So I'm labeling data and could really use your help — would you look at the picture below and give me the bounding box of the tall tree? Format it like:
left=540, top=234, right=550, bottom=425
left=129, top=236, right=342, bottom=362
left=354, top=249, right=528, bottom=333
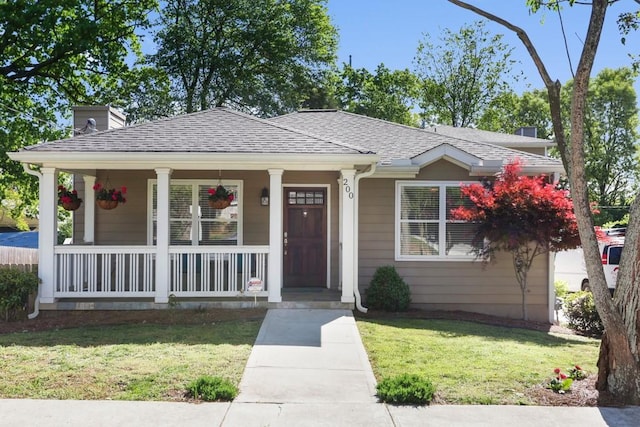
left=451, top=161, right=581, bottom=320
left=414, top=21, right=518, bottom=127
left=150, top=0, right=337, bottom=116
left=335, top=64, right=420, bottom=126
left=449, top=0, right=640, bottom=404
left=0, top=0, right=157, bottom=219
left=478, top=89, right=554, bottom=139
left=582, top=68, right=639, bottom=215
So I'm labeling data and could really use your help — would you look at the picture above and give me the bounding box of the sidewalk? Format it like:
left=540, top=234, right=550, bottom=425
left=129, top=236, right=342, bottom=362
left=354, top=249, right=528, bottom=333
left=1, top=308, right=639, bottom=426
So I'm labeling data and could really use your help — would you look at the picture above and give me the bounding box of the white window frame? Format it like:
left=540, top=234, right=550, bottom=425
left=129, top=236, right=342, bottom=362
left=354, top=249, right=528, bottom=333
left=147, top=179, right=243, bottom=246
left=395, top=180, right=475, bottom=261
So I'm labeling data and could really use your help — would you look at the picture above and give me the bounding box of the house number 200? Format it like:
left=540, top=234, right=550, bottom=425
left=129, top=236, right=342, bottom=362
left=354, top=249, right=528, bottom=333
left=343, top=178, right=354, bottom=199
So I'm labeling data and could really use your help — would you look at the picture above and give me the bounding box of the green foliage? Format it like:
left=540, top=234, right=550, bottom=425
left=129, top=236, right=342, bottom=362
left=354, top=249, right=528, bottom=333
left=0, top=0, right=157, bottom=219
left=150, top=0, right=337, bottom=116
left=186, top=376, right=237, bottom=401
left=563, top=291, right=604, bottom=337
left=365, top=266, right=411, bottom=312
left=335, top=63, right=420, bottom=126
left=0, top=267, right=39, bottom=321
left=376, top=373, right=435, bottom=405
left=546, top=368, right=573, bottom=394
left=554, top=280, right=569, bottom=299
left=569, top=365, right=587, bottom=381
left=414, top=21, right=518, bottom=127
left=602, top=214, right=629, bottom=230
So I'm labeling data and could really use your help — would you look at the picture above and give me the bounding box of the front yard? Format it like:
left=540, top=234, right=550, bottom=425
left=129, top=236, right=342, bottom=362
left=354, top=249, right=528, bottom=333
left=0, top=309, right=602, bottom=405
left=356, top=317, right=601, bottom=405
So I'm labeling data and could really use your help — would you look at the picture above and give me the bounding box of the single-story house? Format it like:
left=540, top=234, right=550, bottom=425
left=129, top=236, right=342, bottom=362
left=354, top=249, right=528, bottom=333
left=8, top=106, right=563, bottom=322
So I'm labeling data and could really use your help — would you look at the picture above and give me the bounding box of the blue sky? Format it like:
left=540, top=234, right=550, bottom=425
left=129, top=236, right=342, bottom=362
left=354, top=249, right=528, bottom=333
left=327, top=0, right=640, bottom=95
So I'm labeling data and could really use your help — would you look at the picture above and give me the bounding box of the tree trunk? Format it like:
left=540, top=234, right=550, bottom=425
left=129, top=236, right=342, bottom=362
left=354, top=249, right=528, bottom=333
left=447, top=0, right=640, bottom=404
left=596, top=331, right=640, bottom=404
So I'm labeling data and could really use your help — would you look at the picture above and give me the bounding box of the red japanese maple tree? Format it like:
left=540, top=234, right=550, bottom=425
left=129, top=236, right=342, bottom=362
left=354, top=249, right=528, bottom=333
left=451, top=160, right=581, bottom=320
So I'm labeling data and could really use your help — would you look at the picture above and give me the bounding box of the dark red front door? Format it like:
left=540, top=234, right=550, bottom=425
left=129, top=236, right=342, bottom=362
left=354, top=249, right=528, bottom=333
left=283, top=188, right=327, bottom=287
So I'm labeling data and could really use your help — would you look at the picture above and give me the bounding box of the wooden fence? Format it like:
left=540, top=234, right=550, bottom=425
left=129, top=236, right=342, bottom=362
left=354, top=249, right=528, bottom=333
left=0, top=246, right=38, bottom=272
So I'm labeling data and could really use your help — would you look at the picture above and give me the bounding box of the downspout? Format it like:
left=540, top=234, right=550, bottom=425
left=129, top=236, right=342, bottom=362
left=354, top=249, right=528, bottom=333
left=22, top=163, right=42, bottom=319
left=353, top=162, right=377, bottom=313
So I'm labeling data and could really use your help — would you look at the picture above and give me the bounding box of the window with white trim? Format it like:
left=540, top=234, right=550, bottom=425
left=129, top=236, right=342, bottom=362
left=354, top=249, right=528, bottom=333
left=148, top=180, right=242, bottom=245
left=396, top=181, right=478, bottom=260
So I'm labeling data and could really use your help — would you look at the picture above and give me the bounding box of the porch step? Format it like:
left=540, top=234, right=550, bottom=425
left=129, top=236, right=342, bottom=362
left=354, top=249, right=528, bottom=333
left=270, top=301, right=353, bottom=309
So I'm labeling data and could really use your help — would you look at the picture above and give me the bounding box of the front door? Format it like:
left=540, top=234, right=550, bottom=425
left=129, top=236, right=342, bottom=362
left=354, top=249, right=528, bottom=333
left=283, top=187, right=327, bottom=287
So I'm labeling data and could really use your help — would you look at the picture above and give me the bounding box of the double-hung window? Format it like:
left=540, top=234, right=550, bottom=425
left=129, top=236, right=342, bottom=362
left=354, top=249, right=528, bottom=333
left=148, top=180, right=242, bottom=245
left=396, top=181, right=477, bottom=260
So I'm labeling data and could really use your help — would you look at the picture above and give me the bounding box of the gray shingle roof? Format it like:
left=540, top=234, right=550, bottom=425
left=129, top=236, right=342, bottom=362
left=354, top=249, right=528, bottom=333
left=270, top=110, right=561, bottom=169
left=423, top=124, right=554, bottom=147
left=21, top=107, right=371, bottom=155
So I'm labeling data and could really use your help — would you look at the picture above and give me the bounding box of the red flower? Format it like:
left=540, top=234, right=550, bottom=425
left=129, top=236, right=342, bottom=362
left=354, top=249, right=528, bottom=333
left=228, top=193, right=234, bottom=202
left=553, top=368, right=561, bottom=374
left=575, top=365, right=582, bottom=371
left=208, top=188, right=216, bottom=196
left=560, top=373, right=568, bottom=380
left=121, top=186, right=127, bottom=194
left=93, top=183, right=102, bottom=191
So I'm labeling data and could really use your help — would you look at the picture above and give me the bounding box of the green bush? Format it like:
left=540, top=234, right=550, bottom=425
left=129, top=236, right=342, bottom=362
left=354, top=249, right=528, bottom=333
left=376, top=373, right=435, bottom=405
left=0, top=267, right=39, bottom=321
left=563, top=291, right=604, bottom=337
left=554, top=280, right=569, bottom=299
left=366, top=266, right=411, bottom=311
left=186, top=376, right=237, bottom=401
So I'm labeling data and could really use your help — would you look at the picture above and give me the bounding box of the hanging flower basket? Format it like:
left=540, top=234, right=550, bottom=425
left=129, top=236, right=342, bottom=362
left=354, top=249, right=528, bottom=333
left=62, top=200, right=82, bottom=211
left=96, top=199, right=119, bottom=210
left=93, top=181, right=127, bottom=210
left=207, top=184, right=234, bottom=209
left=208, top=198, right=231, bottom=209
left=57, top=185, right=83, bottom=211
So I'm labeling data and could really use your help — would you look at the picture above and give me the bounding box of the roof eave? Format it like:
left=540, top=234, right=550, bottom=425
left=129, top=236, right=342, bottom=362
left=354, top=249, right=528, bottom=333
left=8, top=151, right=380, bottom=171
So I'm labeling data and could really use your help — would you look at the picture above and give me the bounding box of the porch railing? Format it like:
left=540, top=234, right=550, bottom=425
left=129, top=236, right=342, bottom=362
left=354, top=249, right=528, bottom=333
left=169, top=246, right=269, bottom=297
left=55, top=246, right=156, bottom=297
left=54, top=245, right=269, bottom=299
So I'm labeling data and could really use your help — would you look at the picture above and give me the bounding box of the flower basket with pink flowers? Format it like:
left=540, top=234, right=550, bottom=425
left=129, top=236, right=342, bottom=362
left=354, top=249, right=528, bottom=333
left=57, top=185, right=83, bottom=211
left=93, top=182, right=127, bottom=210
left=207, top=185, right=234, bottom=209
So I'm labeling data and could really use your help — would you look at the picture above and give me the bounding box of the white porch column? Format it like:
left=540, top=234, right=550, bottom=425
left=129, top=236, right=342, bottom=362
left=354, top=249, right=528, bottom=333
left=268, top=169, right=283, bottom=302
left=82, top=175, right=96, bottom=243
left=39, top=167, right=58, bottom=303
left=154, top=168, right=172, bottom=303
left=340, top=169, right=356, bottom=303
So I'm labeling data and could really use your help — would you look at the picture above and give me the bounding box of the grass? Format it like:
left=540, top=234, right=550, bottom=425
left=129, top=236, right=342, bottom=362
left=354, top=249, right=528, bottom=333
left=357, top=318, right=600, bottom=405
left=0, top=319, right=261, bottom=400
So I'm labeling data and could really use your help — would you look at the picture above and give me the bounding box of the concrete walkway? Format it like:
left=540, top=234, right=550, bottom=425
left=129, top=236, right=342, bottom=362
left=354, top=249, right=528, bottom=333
left=1, top=308, right=640, bottom=426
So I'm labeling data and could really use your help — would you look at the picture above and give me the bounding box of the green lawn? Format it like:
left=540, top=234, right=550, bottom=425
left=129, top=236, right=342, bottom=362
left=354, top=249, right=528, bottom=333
left=0, top=319, right=261, bottom=400
left=357, top=318, right=600, bottom=405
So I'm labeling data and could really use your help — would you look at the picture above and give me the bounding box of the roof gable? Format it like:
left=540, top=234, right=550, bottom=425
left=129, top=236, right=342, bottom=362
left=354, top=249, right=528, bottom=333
left=270, top=110, right=562, bottom=174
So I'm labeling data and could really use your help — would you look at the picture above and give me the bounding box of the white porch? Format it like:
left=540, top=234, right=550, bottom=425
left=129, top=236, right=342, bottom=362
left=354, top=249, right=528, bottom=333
left=33, top=166, right=365, bottom=309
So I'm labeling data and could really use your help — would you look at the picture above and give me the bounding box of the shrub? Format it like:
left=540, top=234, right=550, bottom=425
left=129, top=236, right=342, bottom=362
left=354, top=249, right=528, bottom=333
left=186, top=376, right=237, bottom=401
left=0, top=267, right=39, bottom=321
left=376, top=373, right=435, bottom=405
left=554, top=280, right=569, bottom=299
left=365, top=266, right=411, bottom=311
left=563, top=291, right=604, bottom=337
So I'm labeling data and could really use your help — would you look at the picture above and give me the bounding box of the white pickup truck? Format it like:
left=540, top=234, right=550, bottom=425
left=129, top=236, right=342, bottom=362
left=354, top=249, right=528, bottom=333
left=554, top=229, right=624, bottom=293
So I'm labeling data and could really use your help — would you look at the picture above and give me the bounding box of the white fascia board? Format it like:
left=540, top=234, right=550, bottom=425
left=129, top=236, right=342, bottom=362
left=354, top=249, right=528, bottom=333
left=9, top=152, right=380, bottom=171
left=470, top=164, right=565, bottom=176
left=411, top=144, right=479, bottom=170
left=370, top=165, right=420, bottom=178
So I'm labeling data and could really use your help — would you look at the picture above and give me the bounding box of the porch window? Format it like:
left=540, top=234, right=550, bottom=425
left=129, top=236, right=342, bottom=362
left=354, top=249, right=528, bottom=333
left=149, top=180, right=242, bottom=245
left=396, top=181, right=477, bottom=261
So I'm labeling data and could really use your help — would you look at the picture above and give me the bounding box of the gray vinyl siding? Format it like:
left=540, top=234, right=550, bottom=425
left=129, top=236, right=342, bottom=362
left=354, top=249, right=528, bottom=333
left=358, top=159, right=550, bottom=322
